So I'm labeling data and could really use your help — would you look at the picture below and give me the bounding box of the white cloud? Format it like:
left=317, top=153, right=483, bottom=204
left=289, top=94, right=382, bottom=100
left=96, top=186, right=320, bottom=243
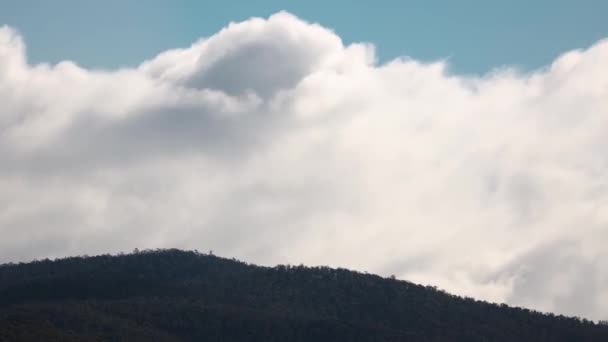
left=1, top=12, right=608, bottom=320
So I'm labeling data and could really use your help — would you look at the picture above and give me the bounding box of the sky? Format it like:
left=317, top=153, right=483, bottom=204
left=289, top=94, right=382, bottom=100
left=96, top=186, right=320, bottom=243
left=1, top=1, right=608, bottom=321
left=1, top=0, right=607, bottom=73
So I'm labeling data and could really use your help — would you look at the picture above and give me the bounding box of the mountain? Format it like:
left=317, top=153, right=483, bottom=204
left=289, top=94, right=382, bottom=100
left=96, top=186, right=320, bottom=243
left=0, top=249, right=606, bottom=341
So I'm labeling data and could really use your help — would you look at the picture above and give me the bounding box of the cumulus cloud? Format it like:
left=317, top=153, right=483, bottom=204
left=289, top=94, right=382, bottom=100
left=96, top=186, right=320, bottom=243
left=1, top=12, right=608, bottom=320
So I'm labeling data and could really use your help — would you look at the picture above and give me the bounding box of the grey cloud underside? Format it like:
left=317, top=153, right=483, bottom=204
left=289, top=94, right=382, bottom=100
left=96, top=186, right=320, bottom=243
left=1, top=12, right=608, bottom=320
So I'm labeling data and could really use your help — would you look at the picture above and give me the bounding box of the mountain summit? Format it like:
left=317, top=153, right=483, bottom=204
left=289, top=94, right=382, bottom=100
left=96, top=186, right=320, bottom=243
left=1, top=249, right=606, bottom=341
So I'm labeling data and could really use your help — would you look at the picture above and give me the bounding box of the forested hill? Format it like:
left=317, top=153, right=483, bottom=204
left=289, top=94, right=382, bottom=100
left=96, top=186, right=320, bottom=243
left=0, top=249, right=606, bottom=341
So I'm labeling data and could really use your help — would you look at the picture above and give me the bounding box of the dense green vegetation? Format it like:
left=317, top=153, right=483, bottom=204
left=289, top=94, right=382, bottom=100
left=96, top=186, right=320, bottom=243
left=0, top=249, right=606, bottom=341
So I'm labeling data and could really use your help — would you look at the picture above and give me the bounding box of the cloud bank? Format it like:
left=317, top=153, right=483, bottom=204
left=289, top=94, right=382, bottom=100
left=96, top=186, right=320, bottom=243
left=1, top=12, right=608, bottom=320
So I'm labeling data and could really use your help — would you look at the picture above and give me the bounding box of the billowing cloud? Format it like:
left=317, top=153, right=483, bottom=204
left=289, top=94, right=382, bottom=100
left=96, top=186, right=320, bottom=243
left=1, top=12, right=608, bottom=320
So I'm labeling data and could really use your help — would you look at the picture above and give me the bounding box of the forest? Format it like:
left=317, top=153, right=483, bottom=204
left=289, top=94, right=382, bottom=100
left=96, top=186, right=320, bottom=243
left=1, top=249, right=607, bottom=341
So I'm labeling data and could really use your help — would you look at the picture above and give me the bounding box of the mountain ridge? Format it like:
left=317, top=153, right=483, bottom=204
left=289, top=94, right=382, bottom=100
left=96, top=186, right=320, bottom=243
left=1, top=249, right=606, bottom=341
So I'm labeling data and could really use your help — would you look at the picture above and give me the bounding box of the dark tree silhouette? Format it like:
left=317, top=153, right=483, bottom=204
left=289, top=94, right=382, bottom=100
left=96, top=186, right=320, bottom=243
left=0, top=249, right=606, bottom=341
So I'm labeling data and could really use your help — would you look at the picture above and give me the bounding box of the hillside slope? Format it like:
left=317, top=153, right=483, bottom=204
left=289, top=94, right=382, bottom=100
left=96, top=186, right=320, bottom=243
left=0, top=249, right=606, bottom=341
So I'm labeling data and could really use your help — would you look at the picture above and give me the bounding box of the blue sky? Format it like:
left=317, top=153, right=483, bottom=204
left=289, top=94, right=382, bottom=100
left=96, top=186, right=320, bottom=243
left=1, top=0, right=607, bottom=74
